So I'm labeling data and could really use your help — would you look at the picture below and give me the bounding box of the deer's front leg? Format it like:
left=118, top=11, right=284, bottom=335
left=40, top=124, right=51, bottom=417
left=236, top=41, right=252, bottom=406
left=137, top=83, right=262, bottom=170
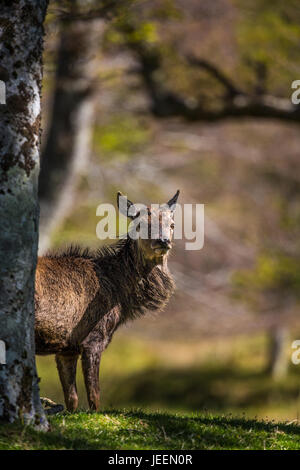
left=55, top=353, right=79, bottom=412
left=81, top=345, right=101, bottom=411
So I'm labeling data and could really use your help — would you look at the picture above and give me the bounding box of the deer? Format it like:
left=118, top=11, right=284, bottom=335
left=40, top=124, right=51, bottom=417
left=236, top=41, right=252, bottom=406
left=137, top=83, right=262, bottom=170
left=34, top=190, right=180, bottom=412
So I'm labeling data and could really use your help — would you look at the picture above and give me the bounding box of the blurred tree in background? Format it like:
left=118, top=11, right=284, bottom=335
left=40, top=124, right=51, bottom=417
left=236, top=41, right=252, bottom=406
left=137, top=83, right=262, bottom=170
left=234, top=254, right=300, bottom=378
left=39, top=0, right=108, bottom=252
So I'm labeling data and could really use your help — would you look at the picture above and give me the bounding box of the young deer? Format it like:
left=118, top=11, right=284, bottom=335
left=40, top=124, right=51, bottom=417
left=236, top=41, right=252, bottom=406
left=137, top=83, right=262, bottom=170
left=35, top=191, right=179, bottom=411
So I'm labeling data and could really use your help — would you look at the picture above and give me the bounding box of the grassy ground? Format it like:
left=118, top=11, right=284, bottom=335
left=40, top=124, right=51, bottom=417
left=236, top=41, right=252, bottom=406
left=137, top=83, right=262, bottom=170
left=2, top=333, right=300, bottom=450
left=37, top=332, right=300, bottom=422
left=1, top=409, right=300, bottom=450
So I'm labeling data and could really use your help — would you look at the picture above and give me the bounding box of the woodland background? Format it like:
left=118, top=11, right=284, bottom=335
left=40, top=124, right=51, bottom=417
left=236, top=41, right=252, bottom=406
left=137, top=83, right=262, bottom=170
left=37, top=0, right=300, bottom=422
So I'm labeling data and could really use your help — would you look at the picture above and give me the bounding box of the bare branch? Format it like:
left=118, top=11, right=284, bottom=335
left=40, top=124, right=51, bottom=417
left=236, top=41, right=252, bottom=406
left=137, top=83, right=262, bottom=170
left=186, top=55, right=245, bottom=99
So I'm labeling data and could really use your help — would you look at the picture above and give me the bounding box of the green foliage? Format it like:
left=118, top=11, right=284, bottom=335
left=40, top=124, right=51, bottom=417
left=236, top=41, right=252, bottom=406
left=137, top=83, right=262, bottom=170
left=235, top=0, right=300, bottom=91
left=233, top=254, right=300, bottom=309
left=104, top=0, right=180, bottom=47
left=2, top=409, right=300, bottom=449
left=93, top=116, right=150, bottom=159
left=125, top=22, right=158, bottom=45
left=105, top=21, right=158, bottom=47
left=234, top=254, right=300, bottom=293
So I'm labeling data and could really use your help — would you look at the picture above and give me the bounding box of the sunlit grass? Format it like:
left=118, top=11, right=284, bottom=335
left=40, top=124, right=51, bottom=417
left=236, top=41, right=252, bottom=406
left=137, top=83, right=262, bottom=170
left=2, top=409, right=300, bottom=450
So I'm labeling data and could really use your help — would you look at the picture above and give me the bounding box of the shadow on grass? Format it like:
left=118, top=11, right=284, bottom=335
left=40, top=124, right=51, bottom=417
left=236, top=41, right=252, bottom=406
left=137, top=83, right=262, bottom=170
left=0, top=421, right=94, bottom=450
left=103, top=364, right=300, bottom=412
left=106, top=409, right=300, bottom=449
left=118, top=408, right=300, bottom=437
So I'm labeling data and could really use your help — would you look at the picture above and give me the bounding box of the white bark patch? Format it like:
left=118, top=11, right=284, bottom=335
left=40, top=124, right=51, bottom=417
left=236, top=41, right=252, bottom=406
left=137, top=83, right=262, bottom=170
left=0, top=341, right=6, bottom=365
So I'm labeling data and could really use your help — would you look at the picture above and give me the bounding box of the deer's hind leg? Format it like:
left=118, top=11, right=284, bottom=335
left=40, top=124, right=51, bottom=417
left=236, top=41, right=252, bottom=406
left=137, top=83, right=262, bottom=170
left=55, top=353, right=79, bottom=412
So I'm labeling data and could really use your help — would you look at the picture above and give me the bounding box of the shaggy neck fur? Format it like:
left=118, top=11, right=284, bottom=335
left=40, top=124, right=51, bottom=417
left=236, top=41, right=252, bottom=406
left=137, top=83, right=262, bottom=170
left=94, top=237, right=175, bottom=322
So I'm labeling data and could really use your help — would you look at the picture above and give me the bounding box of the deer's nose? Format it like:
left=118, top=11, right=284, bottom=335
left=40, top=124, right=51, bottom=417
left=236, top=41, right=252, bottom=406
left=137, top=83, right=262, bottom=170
left=159, top=238, right=171, bottom=248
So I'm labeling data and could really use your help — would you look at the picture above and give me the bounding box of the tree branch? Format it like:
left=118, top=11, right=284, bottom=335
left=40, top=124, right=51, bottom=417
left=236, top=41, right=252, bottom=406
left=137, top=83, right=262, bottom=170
left=140, top=55, right=300, bottom=122
left=186, top=54, right=245, bottom=99
left=121, top=25, right=300, bottom=123
left=149, top=92, right=300, bottom=122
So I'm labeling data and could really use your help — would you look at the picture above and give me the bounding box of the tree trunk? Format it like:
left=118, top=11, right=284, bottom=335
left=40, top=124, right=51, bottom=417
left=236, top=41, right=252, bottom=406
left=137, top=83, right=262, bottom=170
left=38, top=11, right=103, bottom=253
left=0, top=0, right=48, bottom=428
left=266, top=326, right=289, bottom=380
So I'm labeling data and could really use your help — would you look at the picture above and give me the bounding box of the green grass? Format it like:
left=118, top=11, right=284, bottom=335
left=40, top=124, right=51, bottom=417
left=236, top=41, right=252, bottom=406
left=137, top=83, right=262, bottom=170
left=3, top=334, right=300, bottom=450
left=37, top=333, right=300, bottom=422
left=1, top=409, right=300, bottom=450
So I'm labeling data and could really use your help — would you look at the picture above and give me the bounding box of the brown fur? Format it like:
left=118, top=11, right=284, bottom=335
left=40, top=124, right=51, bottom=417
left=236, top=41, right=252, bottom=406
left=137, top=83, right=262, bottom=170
left=35, top=192, right=179, bottom=411
left=35, top=238, right=175, bottom=410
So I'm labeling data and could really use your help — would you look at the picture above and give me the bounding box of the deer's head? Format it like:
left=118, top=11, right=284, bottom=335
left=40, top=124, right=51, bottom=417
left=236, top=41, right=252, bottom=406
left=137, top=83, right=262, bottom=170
left=117, top=190, right=180, bottom=263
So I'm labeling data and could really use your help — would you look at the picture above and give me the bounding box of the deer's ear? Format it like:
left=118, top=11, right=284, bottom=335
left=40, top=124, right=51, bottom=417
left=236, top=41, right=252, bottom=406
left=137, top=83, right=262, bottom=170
left=117, top=192, right=139, bottom=219
left=167, top=190, right=180, bottom=211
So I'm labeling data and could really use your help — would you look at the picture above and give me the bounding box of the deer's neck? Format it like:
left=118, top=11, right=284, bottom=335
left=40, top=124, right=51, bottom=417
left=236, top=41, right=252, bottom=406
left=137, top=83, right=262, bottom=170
left=104, top=238, right=175, bottom=322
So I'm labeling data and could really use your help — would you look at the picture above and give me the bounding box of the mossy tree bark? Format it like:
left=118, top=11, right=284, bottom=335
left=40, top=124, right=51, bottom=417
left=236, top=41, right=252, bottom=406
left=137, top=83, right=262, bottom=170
left=0, top=0, right=48, bottom=428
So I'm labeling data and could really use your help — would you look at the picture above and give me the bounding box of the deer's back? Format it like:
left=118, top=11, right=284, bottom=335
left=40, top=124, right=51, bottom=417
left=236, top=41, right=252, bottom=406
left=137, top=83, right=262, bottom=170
left=35, top=255, right=101, bottom=354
